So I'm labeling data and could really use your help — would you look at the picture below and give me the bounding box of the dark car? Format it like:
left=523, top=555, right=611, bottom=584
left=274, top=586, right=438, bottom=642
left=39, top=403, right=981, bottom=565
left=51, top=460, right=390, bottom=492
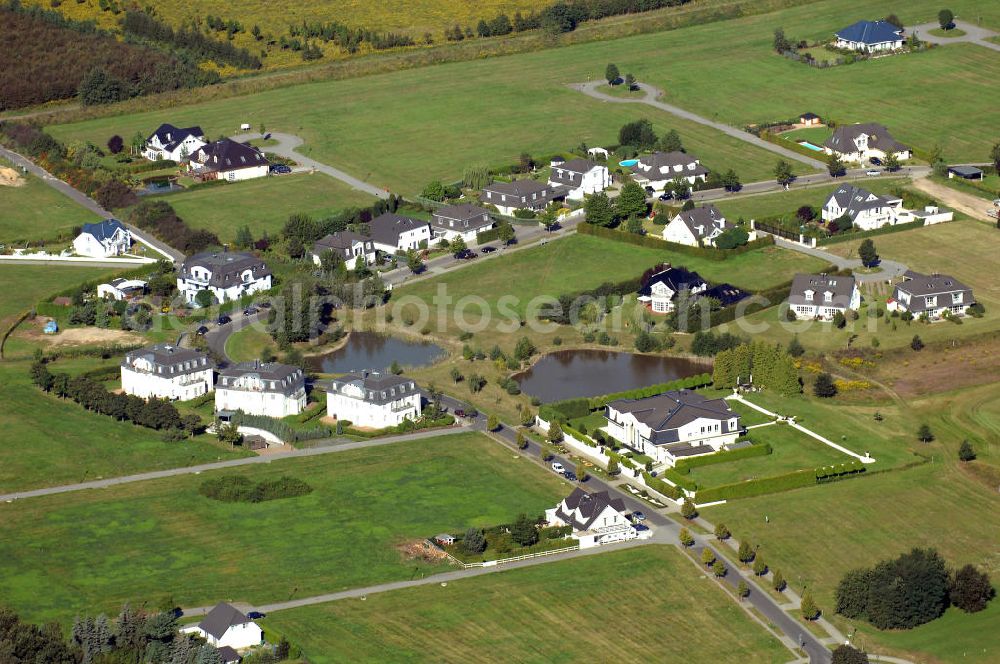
left=631, top=511, right=646, bottom=522
left=563, top=471, right=578, bottom=481
left=243, top=306, right=259, bottom=316
left=869, top=157, right=883, bottom=166
left=270, top=164, right=292, bottom=174
left=195, top=325, right=209, bottom=336
left=257, top=301, right=271, bottom=309
left=635, top=524, right=650, bottom=532
left=246, top=611, right=265, bottom=620
left=480, top=246, right=497, bottom=254
left=455, top=249, right=477, bottom=260
left=216, top=315, right=232, bottom=326
left=658, top=192, right=673, bottom=201
left=454, top=409, right=465, bottom=418
left=644, top=186, right=655, bottom=195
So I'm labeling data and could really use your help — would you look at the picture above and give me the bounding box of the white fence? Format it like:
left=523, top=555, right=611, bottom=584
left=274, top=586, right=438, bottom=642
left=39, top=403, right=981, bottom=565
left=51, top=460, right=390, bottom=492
left=431, top=539, right=579, bottom=569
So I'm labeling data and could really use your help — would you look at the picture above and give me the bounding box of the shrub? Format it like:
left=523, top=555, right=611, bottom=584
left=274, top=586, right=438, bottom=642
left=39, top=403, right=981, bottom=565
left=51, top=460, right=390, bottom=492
left=714, top=523, right=730, bottom=540
left=680, top=499, right=697, bottom=520
left=950, top=564, right=995, bottom=613
left=678, top=527, right=694, bottom=547
left=958, top=440, right=976, bottom=462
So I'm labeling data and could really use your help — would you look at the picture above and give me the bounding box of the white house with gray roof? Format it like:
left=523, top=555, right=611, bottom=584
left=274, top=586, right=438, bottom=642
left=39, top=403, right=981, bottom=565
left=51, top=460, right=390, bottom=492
left=121, top=344, right=215, bottom=401
left=311, top=231, right=375, bottom=270
left=605, top=390, right=742, bottom=466
left=188, top=139, right=269, bottom=181
left=177, top=251, right=272, bottom=305
left=73, top=219, right=132, bottom=258
left=663, top=205, right=734, bottom=247
left=547, top=158, right=610, bottom=200
left=545, top=488, right=638, bottom=548
left=144, top=123, right=206, bottom=162
left=630, top=151, right=708, bottom=192
left=835, top=20, right=905, bottom=52
left=180, top=602, right=262, bottom=650
left=431, top=204, right=495, bottom=243
left=787, top=273, right=860, bottom=320
left=326, top=371, right=421, bottom=429
left=821, top=184, right=904, bottom=231
left=369, top=212, right=431, bottom=253
left=215, top=361, right=306, bottom=417
left=480, top=179, right=560, bottom=216
left=823, top=123, right=910, bottom=164
left=888, top=271, right=974, bottom=319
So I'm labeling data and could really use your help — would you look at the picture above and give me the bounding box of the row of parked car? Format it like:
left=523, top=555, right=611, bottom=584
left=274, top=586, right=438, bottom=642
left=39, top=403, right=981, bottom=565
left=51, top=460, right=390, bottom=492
left=194, top=301, right=270, bottom=335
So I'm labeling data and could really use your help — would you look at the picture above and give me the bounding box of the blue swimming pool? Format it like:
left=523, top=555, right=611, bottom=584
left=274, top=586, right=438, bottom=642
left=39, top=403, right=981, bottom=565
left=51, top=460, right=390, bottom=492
left=619, top=159, right=639, bottom=167
left=798, top=141, right=824, bottom=152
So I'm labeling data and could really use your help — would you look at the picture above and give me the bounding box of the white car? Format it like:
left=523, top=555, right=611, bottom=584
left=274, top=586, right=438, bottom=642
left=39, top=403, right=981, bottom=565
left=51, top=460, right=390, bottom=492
left=865, top=169, right=881, bottom=176
left=551, top=462, right=565, bottom=473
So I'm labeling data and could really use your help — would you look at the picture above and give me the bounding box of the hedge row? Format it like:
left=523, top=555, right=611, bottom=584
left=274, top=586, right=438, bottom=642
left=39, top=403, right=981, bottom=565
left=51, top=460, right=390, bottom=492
left=343, top=414, right=456, bottom=439
left=816, top=459, right=866, bottom=480
left=561, top=423, right=598, bottom=448
left=817, top=220, right=924, bottom=246
left=695, top=469, right=816, bottom=502
left=589, top=373, right=713, bottom=410
left=673, top=441, right=772, bottom=473
left=577, top=223, right=775, bottom=261
left=476, top=226, right=501, bottom=244
left=661, top=468, right=698, bottom=491
left=127, top=158, right=176, bottom=174
left=642, top=471, right=682, bottom=500
left=231, top=412, right=331, bottom=443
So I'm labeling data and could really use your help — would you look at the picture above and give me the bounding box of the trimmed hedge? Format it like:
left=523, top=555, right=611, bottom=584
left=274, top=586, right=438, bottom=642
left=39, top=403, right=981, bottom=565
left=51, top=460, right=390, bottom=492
left=561, top=423, right=598, bottom=447
left=590, top=373, right=713, bottom=409
left=817, top=220, right=924, bottom=246
left=476, top=226, right=501, bottom=244
left=673, top=442, right=773, bottom=473
left=577, top=222, right=775, bottom=261
left=662, top=468, right=698, bottom=491
left=695, top=469, right=816, bottom=502
left=642, top=471, right=682, bottom=500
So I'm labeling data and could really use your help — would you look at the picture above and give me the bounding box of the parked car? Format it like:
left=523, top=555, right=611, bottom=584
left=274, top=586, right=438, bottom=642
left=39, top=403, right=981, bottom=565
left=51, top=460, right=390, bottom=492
left=270, top=164, right=292, bottom=174
left=454, top=409, right=465, bottom=418
left=246, top=611, right=265, bottom=620
left=195, top=325, right=209, bottom=336
left=631, top=511, right=646, bottom=522
left=635, top=524, right=650, bottom=532
left=644, top=186, right=655, bottom=195
left=865, top=169, right=880, bottom=176
left=480, top=246, right=497, bottom=254
left=658, top=192, right=673, bottom=201
left=551, top=462, right=565, bottom=474
left=243, top=306, right=258, bottom=316
left=216, top=315, right=232, bottom=325
left=257, top=300, right=272, bottom=309
left=455, top=249, right=478, bottom=260
left=869, top=157, right=883, bottom=166
left=563, top=471, right=578, bottom=481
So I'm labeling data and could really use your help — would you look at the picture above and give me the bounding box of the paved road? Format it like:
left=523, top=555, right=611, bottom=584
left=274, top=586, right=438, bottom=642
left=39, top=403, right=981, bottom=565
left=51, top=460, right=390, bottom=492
left=0, top=144, right=184, bottom=263
left=230, top=132, right=390, bottom=199
left=0, top=425, right=471, bottom=503
left=772, top=237, right=908, bottom=283
left=571, top=81, right=827, bottom=171
left=908, top=20, right=1000, bottom=52
left=691, top=166, right=931, bottom=204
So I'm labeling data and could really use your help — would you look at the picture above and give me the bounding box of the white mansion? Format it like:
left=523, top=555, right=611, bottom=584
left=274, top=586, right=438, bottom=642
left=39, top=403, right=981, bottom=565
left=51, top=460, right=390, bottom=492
left=121, top=344, right=215, bottom=401
left=177, top=251, right=272, bottom=305
left=545, top=488, right=638, bottom=549
left=326, top=371, right=422, bottom=429
left=215, top=362, right=307, bottom=418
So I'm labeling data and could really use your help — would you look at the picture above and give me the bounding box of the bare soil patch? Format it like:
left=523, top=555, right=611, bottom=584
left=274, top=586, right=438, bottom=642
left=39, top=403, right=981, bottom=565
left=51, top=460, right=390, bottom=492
left=0, top=167, right=25, bottom=187
left=22, top=319, right=145, bottom=348
left=960, top=461, right=1000, bottom=494
left=396, top=539, right=449, bottom=564
left=873, top=332, right=1000, bottom=397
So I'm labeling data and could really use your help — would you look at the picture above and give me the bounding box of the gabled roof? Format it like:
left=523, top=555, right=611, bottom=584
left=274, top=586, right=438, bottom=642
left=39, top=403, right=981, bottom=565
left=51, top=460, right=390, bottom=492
left=557, top=158, right=599, bottom=174
left=788, top=273, right=857, bottom=308
left=800, top=112, right=820, bottom=121
left=192, top=139, right=268, bottom=172
left=702, top=283, right=750, bottom=307
left=122, top=343, right=214, bottom=375
left=836, top=20, right=903, bottom=45
left=608, top=390, right=738, bottom=445
left=148, top=123, right=204, bottom=145
left=550, top=158, right=603, bottom=187
left=825, top=184, right=901, bottom=221
left=433, top=203, right=491, bottom=221
left=632, top=151, right=708, bottom=178
left=216, top=646, right=241, bottom=664
left=313, top=231, right=371, bottom=256
left=673, top=205, right=733, bottom=240
left=329, top=371, right=419, bottom=406
left=823, top=123, right=909, bottom=154
left=638, top=267, right=707, bottom=297
left=181, top=252, right=271, bottom=287
left=370, top=212, right=428, bottom=246
left=555, top=488, right=627, bottom=531
left=482, top=179, right=551, bottom=197
left=198, top=603, right=251, bottom=640
left=79, top=219, right=127, bottom=242
left=896, top=271, right=971, bottom=297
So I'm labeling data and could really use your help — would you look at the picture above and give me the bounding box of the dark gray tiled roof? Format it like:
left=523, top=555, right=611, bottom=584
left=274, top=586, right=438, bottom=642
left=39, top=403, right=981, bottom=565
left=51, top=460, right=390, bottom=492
left=554, top=488, right=627, bottom=531
left=674, top=205, right=732, bottom=240
left=823, top=123, right=909, bottom=154
left=122, top=344, right=214, bottom=375
left=431, top=204, right=493, bottom=231
left=825, top=184, right=900, bottom=221
left=893, top=271, right=973, bottom=312
left=787, top=274, right=857, bottom=309
left=329, top=371, right=419, bottom=406
left=180, top=252, right=272, bottom=288
left=312, top=231, right=373, bottom=257
left=217, top=362, right=305, bottom=396
left=192, top=139, right=268, bottom=172
left=608, top=390, right=738, bottom=445
left=198, top=603, right=250, bottom=640
left=370, top=212, right=427, bottom=247
left=549, top=158, right=601, bottom=186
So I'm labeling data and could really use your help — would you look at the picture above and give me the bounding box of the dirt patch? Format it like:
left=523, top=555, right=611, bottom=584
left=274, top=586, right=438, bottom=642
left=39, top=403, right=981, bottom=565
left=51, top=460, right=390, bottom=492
left=22, top=319, right=146, bottom=348
left=396, top=539, right=449, bottom=564
left=873, top=332, right=1000, bottom=397
left=910, top=177, right=994, bottom=222
left=0, top=166, right=25, bottom=187
left=960, top=461, right=1000, bottom=494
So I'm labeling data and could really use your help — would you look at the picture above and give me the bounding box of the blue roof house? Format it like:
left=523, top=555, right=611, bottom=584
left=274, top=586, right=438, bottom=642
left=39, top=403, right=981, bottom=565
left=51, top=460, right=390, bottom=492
left=835, top=20, right=905, bottom=52
left=72, top=219, right=132, bottom=258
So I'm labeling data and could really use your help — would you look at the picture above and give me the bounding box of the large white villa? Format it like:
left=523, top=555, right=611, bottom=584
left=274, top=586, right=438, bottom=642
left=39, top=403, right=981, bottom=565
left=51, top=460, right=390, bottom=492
left=120, top=344, right=215, bottom=401
left=545, top=488, right=638, bottom=549
left=326, top=371, right=422, bottom=429
left=786, top=273, right=860, bottom=321
left=215, top=361, right=307, bottom=418
left=176, top=251, right=272, bottom=305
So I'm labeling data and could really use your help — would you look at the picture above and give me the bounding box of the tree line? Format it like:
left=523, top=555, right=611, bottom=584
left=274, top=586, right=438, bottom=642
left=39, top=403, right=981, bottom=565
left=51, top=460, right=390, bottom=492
left=121, top=10, right=262, bottom=70
left=290, top=19, right=415, bottom=52
left=712, top=341, right=802, bottom=396
left=128, top=200, right=222, bottom=255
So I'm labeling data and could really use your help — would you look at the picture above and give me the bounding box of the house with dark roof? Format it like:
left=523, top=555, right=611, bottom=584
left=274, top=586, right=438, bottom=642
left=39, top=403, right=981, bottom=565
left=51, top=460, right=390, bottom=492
left=888, top=271, right=974, bottom=319
left=216, top=361, right=307, bottom=418
left=311, top=231, right=375, bottom=270
left=97, top=278, right=147, bottom=301
left=327, top=371, right=422, bottom=428
left=835, top=20, right=905, bottom=52
left=799, top=112, right=822, bottom=126
left=545, top=488, right=639, bottom=548
left=480, top=179, right=561, bottom=216
left=121, top=344, right=215, bottom=401
left=637, top=266, right=708, bottom=314
left=180, top=602, right=263, bottom=651
left=630, top=151, right=708, bottom=191
left=948, top=166, right=984, bottom=181
left=823, top=123, right=911, bottom=164
left=663, top=205, right=734, bottom=247
left=73, top=219, right=132, bottom=258
left=144, top=123, right=206, bottom=162
left=821, top=183, right=903, bottom=230
left=431, top=203, right=495, bottom=243
left=787, top=273, right=860, bottom=320
left=189, top=139, right=269, bottom=181
left=605, top=390, right=743, bottom=466
left=177, top=251, right=272, bottom=304
left=369, top=212, right=431, bottom=253
left=547, top=158, right=610, bottom=200
left=216, top=646, right=242, bottom=664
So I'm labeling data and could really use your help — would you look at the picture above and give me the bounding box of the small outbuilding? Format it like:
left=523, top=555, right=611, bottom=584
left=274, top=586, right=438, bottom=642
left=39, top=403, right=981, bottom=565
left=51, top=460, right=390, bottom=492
left=947, top=165, right=984, bottom=181
left=799, top=112, right=821, bottom=126
left=434, top=533, right=456, bottom=546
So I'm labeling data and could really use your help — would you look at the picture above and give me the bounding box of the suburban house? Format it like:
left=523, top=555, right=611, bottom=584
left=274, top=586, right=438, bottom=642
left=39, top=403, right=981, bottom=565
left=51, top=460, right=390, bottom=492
left=180, top=602, right=263, bottom=651
left=948, top=166, right=984, bottom=181
left=121, top=344, right=215, bottom=401
left=547, top=158, right=610, bottom=200
left=73, top=219, right=132, bottom=258
left=480, top=179, right=560, bottom=216
left=663, top=205, right=734, bottom=247
left=97, top=278, right=147, bottom=301
left=430, top=204, right=495, bottom=243
left=215, top=361, right=307, bottom=418
left=326, top=371, right=422, bottom=428
left=888, top=271, right=975, bottom=319
left=799, top=112, right=822, bottom=126
left=176, top=251, right=272, bottom=305
left=369, top=212, right=431, bottom=254
left=311, top=231, right=375, bottom=270
left=823, top=123, right=911, bottom=163
left=143, top=123, right=206, bottom=162
left=787, top=273, right=860, bottom=320
left=834, top=20, right=905, bottom=52
left=821, top=183, right=904, bottom=230
left=604, top=390, right=743, bottom=466
left=188, top=139, right=269, bottom=181
left=630, top=151, right=708, bottom=191
left=637, top=266, right=708, bottom=314
left=545, top=488, right=638, bottom=549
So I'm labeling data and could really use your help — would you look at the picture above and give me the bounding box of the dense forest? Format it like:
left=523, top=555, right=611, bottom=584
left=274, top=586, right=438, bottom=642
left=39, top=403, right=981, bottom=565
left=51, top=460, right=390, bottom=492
left=0, top=5, right=216, bottom=111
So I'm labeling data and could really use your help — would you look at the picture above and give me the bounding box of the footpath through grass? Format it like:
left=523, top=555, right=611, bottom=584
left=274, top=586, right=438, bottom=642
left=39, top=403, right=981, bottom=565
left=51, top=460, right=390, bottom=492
left=264, top=545, right=791, bottom=663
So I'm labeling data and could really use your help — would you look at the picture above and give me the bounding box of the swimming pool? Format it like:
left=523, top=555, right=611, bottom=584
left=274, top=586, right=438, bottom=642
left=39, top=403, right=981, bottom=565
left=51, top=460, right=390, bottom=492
left=619, top=159, right=639, bottom=167
left=798, top=141, right=824, bottom=152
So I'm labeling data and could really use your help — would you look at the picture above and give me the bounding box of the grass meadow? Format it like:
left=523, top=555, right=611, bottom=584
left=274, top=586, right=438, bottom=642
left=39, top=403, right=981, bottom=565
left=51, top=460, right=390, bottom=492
left=0, top=432, right=570, bottom=624
left=0, top=264, right=118, bottom=329
left=713, top=177, right=911, bottom=221
left=0, top=165, right=101, bottom=243
left=264, top=545, right=791, bottom=663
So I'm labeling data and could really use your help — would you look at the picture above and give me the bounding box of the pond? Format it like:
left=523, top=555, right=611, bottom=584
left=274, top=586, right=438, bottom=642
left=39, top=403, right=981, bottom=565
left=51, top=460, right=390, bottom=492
left=514, top=349, right=709, bottom=402
left=306, top=332, right=445, bottom=374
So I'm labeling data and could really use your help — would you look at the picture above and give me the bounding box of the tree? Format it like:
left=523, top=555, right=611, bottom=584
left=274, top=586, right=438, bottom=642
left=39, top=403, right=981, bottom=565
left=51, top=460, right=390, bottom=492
left=701, top=548, right=716, bottom=566
left=787, top=336, right=805, bottom=358
left=796, top=205, right=815, bottom=222
left=714, top=523, right=730, bottom=540
left=721, top=169, right=742, bottom=192
left=486, top=414, right=500, bottom=431
left=510, top=513, right=539, bottom=546
left=450, top=235, right=467, bottom=255
left=575, top=461, right=588, bottom=482
left=107, top=134, right=124, bottom=154
left=514, top=336, right=536, bottom=361
left=619, top=119, right=658, bottom=150
left=774, top=160, right=794, bottom=186
left=463, top=527, right=486, bottom=553
left=78, top=66, right=130, bottom=106
left=287, top=236, right=304, bottom=259
left=991, top=142, right=1000, bottom=174
left=858, top=238, right=879, bottom=267
left=950, top=564, right=995, bottom=613
left=737, top=580, right=750, bottom=599
left=738, top=540, right=755, bottom=563
left=836, top=568, right=873, bottom=618
left=234, top=225, right=253, bottom=249
left=917, top=424, right=934, bottom=443
left=624, top=73, right=636, bottom=90
left=680, top=499, right=698, bottom=520
left=607, top=456, right=620, bottom=476
left=772, top=569, right=786, bottom=592
left=584, top=191, right=615, bottom=227
left=883, top=150, right=900, bottom=172
left=712, top=560, right=727, bottom=577
left=194, top=289, right=215, bottom=308
left=658, top=129, right=683, bottom=153
left=497, top=221, right=515, bottom=245
left=801, top=591, right=820, bottom=620
left=617, top=181, right=648, bottom=219
left=958, top=439, right=976, bottom=462
left=678, top=527, right=695, bottom=547
left=605, top=62, right=620, bottom=84
left=753, top=556, right=768, bottom=576
left=406, top=249, right=424, bottom=274
left=827, top=152, right=847, bottom=177
left=216, top=421, right=242, bottom=447
left=938, top=8, right=954, bottom=29
left=421, top=180, right=446, bottom=201
left=911, top=334, right=924, bottom=351
left=813, top=372, right=838, bottom=398
left=773, top=27, right=791, bottom=53
left=832, top=310, right=847, bottom=329
left=883, top=13, right=903, bottom=29
left=547, top=421, right=563, bottom=443
left=832, top=645, right=870, bottom=664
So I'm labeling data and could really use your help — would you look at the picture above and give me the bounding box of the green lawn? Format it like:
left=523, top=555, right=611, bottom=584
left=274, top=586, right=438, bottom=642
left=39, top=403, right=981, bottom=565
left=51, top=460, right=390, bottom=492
left=0, top=167, right=101, bottom=243
left=0, top=264, right=120, bottom=330
left=715, top=178, right=909, bottom=221
left=224, top=325, right=277, bottom=363
left=0, top=432, right=570, bottom=624
left=264, top=545, right=791, bottom=663
left=161, top=173, right=376, bottom=243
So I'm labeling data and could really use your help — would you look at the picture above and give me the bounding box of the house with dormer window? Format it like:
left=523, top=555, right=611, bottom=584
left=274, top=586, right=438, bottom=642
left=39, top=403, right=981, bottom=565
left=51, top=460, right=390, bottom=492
left=215, top=361, right=306, bottom=417
left=823, top=123, right=910, bottom=164
left=177, top=251, right=272, bottom=304
left=630, top=151, right=708, bottom=192
left=787, top=273, right=860, bottom=320
left=888, top=271, right=974, bottom=319
left=636, top=266, right=708, bottom=314
left=547, top=158, right=610, bottom=200
left=73, top=219, right=132, bottom=258
left=663, top=205, right=734, bottom=247
left=545, top=488, right=638, bottom=548
left=188, top=139, right=270, bottom=181
left=821, top=183, right=904, bottom=230
left=311, top=231, right=375, bottom=270
left=121, top=344, right=215, bottom=401
left=430, top=204, right=495, bottom=243
left=144, top=123, right=206, bottom=162
left=327, top=371, right=422, bottom=428
left=480, top=179, right=561, bottom=216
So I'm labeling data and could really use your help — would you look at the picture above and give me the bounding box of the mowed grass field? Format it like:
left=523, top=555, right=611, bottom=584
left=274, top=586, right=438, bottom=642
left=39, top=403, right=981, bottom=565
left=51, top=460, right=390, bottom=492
left=0, top=432, right=570, bottom=624
left=264, top=545, right=791, bottom=663
left=163, top=173, right=376, bottom=244
left=0, top=168, right=101, bottom=243
left=714, top=177, right=910, bottom=221
left=0, top=264, right=117, bottom=329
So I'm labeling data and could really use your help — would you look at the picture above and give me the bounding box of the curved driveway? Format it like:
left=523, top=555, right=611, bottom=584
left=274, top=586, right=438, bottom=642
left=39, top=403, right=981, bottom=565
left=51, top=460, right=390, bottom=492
left=908, top=20, right=1000, bottom=52
left=571, top=81, right=827, bottom=171
left=230, top=132, right=390, bottom=199
left=773, top=238, right=908, bottom=283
